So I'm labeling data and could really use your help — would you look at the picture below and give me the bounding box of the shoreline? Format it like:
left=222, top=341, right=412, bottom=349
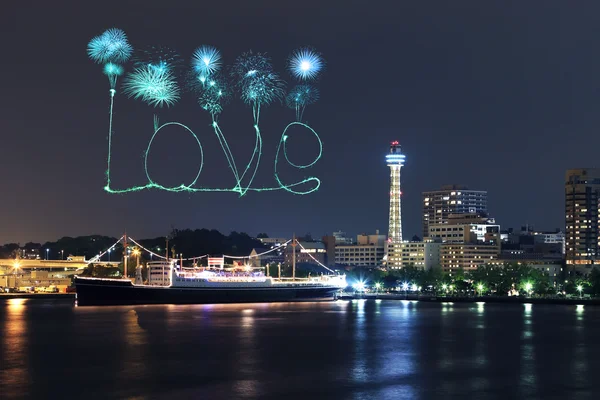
left=0, top=293, right=75, bottom=301
left=353, top=293, right=600, bottom=305
left=0, top=292, right=597, bottom=306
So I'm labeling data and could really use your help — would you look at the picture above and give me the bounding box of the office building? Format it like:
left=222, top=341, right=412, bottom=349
left=335, top=232, right=386, bottom=268
left=428, top=222, right=500, bottom=244
left=387, top=240, right=442, bottom=270
left=422, top=185, right=487, bottom=238
left=565, top=169, right=600, bottom=271
left=440, top=244, right=499, bottom=273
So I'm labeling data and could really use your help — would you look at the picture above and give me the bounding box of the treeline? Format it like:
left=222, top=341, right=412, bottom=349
left=346, top=264, right=600, bottom=297
left=1, top=229, right=265, bottom=260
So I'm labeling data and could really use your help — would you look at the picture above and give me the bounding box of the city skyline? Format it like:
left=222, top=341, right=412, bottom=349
left=3, top=1, right=600, bottom=243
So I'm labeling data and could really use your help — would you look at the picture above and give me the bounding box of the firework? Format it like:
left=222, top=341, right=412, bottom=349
left=87, top=28, right=133, bottom=64
left=286, top=84, right=319, bottom=121
left=288, top=48, right=323, bottom=80
left=286, top=84, right=319, bottom=108
left=103, top=62, right=124, bottom=89
left=233, top=52, right=285, bottom=106
left=123, top=65, right=180, bottom=107
left=232, top=51, right=272, bottom=79
left=241, top=72, right=285, bottom=106
left=196, top=74, right=231, bottom=115
left=192, top=45, right=222, bottom=79
left=134, top=45, right=182, bottom=73
left=87, top=30, right=323, bottom=196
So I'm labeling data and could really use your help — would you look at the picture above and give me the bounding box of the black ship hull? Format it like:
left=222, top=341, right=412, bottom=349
left=74, top=278, right=341, bottom=306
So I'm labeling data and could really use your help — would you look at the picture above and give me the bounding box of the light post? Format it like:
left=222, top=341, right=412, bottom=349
left=108, top=249, right=111, bottom=262
left=524, top=282, right=533, bottom=297
left=477, top=283, right=484, bottom=297
left=132, top=248, right=141, bottom=268
left=60, top=249, right=64, bottom=260
left=375, top=282, right=381, bottom=293
left=577, top=284, right=583, bottom=299
left=402, top=282, right=409, bottom=299
left=442, top=283, right=448, bottom=296
left=46, top=248, right=49, bottom=260
left=277, top=263, right=281, bottom=279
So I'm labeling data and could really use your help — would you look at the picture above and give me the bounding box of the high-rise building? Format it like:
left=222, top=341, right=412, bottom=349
left=422, top=185, right=487, bottom=238
left=565, top=169, right=600, bottom=271
left=386, top=141, right=406, bottom=242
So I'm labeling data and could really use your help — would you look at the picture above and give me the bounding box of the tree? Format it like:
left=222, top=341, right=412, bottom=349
left=257, top=233, right=269, bottom=239
left=589, top=267, right=600, bottom=296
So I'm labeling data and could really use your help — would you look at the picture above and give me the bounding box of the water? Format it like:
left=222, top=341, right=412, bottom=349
left=1, top=299, right=599, bottom=399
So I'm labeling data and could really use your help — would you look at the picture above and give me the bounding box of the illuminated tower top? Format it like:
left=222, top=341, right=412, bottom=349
left=386, top=141, right=406, bottom=167
left=387, top=141, right=405, bottom=245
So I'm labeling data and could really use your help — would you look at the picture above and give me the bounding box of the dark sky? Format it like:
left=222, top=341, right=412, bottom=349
left=2, top=1, right=600, bottom=244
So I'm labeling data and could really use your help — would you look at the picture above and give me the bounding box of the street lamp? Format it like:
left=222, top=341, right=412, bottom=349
left=402, top=282, right=409, bottom=299
left=477, top=283, right=484, bottom=297
left=577, top=284, right=583, bottom=299
left=375, top=282, right=381, bottom=293
left=60, top=249, right=64, bottom=260
left=46, top=248, right=49, bottom=260
left=108, top=249, right=112, bottom=262
left=132, top=248, right=141, bottom=267
left=524, top=282, right=533, bottom=297
left=442, top=283, right=448, bottom=294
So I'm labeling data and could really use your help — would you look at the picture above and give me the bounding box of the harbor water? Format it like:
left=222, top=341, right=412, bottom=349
left=1, top=299, right=599, bottom=399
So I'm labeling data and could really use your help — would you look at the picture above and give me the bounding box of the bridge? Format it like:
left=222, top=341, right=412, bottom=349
left=0, top=258, right=117, bottom=271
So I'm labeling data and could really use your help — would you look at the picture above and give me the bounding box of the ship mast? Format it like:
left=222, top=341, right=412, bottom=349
left=123, top=232, right=128, bottom=279
left=292, top=233, right=296, bottom=281
left=165, top=237, right=169, bottom=262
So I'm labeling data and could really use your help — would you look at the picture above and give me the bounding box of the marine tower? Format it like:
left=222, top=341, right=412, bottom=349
left=386, top=141, right=406, bottom=242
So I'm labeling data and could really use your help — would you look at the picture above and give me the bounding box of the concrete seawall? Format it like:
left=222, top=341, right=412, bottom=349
left=351, top=293, right=600, bottom=305
left=0, top=293, right=75, bottom=301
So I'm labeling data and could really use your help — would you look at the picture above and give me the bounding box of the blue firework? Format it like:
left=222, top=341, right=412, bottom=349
left=241, top=72, right=285, bottom=106
left=233, top=52, right=285, bottom=106
left=87, top=28, right=133, bottom=64
left=103, top=62, right=123, bottom=89
left=286, top=85, right=319, bottom=121
left=195, top=74, right=230, bottom=115
left=123, top=65, right=180, bottom=107
left=288, top=48, right=323, bottom=80
left=286, top=84, right=319, bottom=108
left=103, top=62, right=123, bottom=77
left=192, top=46, right=222, bottom=79
left=134, top=45, right=182, bottom=73
left=232, top=51, right=272, bottom=79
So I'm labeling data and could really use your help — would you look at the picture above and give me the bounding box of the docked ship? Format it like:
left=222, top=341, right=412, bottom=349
left=75, top=261, right=347, bottom=306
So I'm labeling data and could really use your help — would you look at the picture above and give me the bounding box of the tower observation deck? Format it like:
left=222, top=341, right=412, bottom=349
left=386, top=141, right=405, bottom=243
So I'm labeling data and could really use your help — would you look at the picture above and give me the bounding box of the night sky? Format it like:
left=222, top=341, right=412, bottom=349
left=2, top=1, right=600, bottom=244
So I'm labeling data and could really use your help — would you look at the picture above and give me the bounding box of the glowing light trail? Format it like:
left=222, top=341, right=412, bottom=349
left=87, top=30, right=324, bottom=196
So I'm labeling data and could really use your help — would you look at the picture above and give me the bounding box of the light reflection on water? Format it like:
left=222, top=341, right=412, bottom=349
left=1, top=299, right=600, bottom=399
left=519, top=303, right=537, bottom=398
left=0, top=299, right=29, bottom=398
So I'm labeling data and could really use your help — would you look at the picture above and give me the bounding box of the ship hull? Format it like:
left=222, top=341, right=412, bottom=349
left=74, top=278, right=341, bottom=306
